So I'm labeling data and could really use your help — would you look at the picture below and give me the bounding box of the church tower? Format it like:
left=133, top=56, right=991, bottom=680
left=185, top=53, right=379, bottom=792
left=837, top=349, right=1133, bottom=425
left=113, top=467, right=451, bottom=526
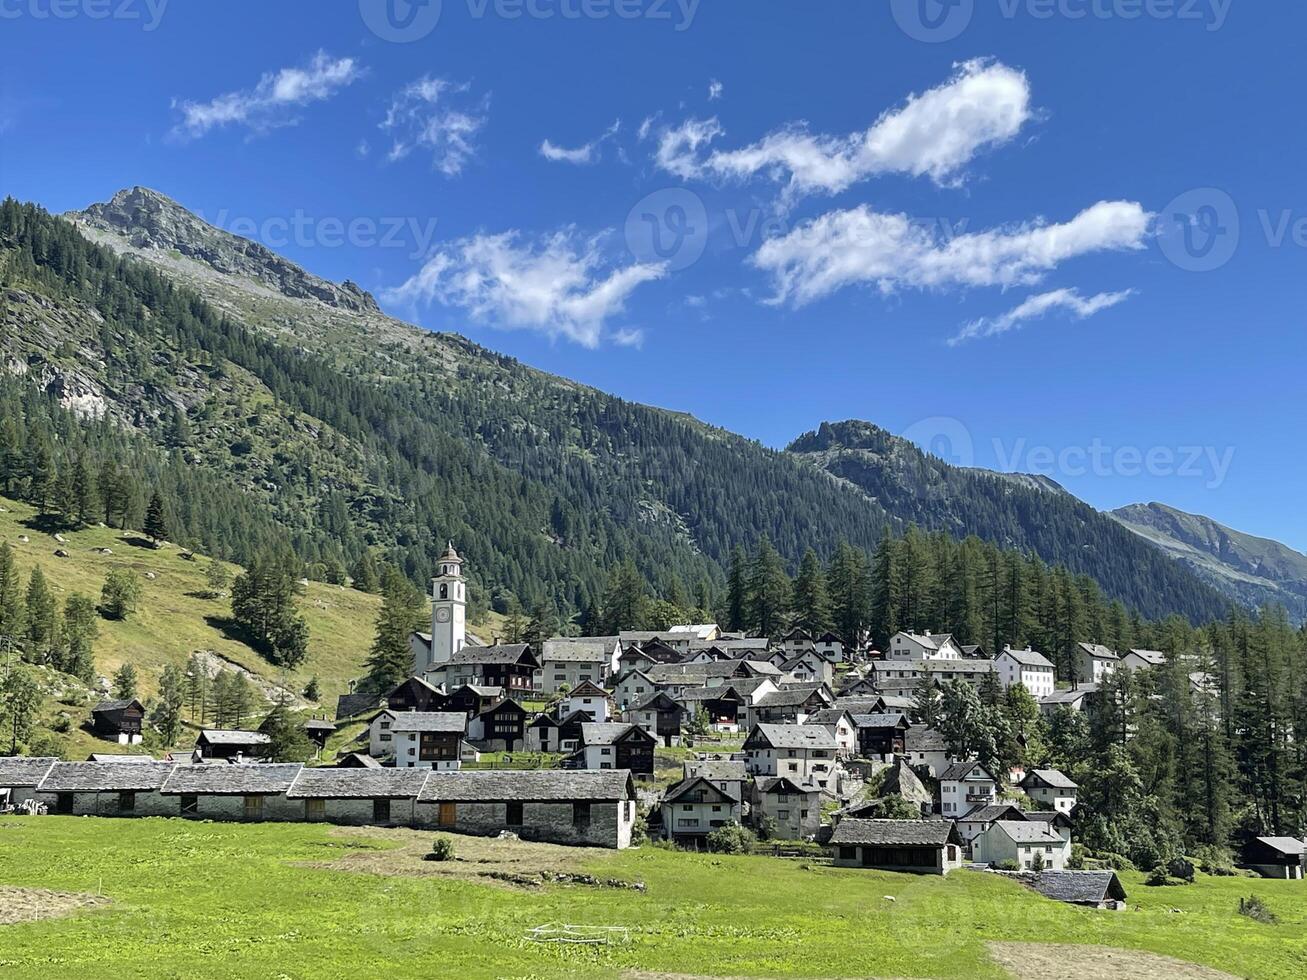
left=426, top=541, right=467, bottom=671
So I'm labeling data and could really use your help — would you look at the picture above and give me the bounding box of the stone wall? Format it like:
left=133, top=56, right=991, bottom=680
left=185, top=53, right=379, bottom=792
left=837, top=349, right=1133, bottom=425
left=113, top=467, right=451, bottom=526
left=36, top=790, right=172, bottom=817
left=414, top=799, right=633, bottom=848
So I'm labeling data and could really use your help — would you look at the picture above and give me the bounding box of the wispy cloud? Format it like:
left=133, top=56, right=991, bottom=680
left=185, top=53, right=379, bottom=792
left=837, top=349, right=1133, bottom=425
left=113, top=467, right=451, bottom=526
left=539, top=119, right=621, bottom=165
left=708, top=79, right=724, bottom=101
left=949, top=288, right=1136, bottom=346
left=171, top=52, right=364, bottom=140
left=382, top=76, right=489, bottom=177
left=655, top=59, right=1032, bottom=200
left=752, top=201, right=1152, bottom=307
left=382, top=229, right=666, bottom=348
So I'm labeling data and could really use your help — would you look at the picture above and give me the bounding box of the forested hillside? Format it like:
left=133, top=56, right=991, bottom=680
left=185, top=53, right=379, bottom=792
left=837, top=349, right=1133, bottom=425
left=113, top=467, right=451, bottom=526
left=788, top=421, right=1234, bottom=623
left=0, top=190, right=1235, bottom=628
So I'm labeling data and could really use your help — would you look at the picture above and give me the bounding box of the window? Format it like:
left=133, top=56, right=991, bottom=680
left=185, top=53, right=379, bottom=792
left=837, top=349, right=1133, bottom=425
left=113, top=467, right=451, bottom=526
left=306, top=799, right=325, bottom=821
left=55, top=793, right=74, bottom=814
left=778, top=810, right=790, bottom=820
left=373, top=798, right=391, bottom=823
left=682, top=804, right=693, bottom=812
left=119, top=791, right=136, bottom=814
left=180, top=794, right=198, bottom=816
left=380, top=734, right=392, bottom=742
left=243, top=795, right=264, bottom=821
left=506, top=802, right=523, bottom=826
left=572, top=802, right=591, bottom=830
left=712, top=805, right=722, bottom=813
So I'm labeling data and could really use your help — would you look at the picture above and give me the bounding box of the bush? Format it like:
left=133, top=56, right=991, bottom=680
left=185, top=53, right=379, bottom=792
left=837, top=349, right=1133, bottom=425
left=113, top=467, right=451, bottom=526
left=1238, top=895, right=1276, bottom=924
left=1167, top=857, right=1196, bottom=883
left=427, top=836, right=456, bottom=862
left=753, top=814, right=778, bottom=842
left=1087, top=850, right=1136, bottom=872
left=995, top=860, right=1021, bottom=872
left=706, top=824, right=756, bottom=854
left=1195, top=844, right=1237, bottom=877
left=1146, top=863, right=1193, bottom=887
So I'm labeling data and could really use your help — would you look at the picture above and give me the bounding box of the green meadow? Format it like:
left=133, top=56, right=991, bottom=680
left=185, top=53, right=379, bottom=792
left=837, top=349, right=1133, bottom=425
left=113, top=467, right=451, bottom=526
left=1, top=817, right=1305, bottom=978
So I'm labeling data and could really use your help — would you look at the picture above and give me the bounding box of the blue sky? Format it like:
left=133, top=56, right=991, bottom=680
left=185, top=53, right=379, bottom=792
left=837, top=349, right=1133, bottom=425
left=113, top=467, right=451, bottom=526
left=4, top=0, right=1306, bottom=550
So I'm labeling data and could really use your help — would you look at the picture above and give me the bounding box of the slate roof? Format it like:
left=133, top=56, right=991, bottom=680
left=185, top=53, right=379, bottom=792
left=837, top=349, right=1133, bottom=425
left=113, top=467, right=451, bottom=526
left=0, top=757, right=59, bottom=787
left=303, top=718, right=337, bottom=732
left=940, top=761, right=994, bottom=782
left=804, top=708, right=855, bottom=728
left=753, top=687, right=829, bottom=708
left=38, top=761, right=175, bottom=792
left=198, top=729, right=271, bottom=746
left=287, top=767, right=430, bottom=799
left=1255, top=836, right=1306, bottom=856
left=959, top=803, right=1026, bottom=824
left=387, top=712, right=467, bottom=734
left=904, top=727, right=948, bottom=752
left=417, top=769, right=634, bottom=802
left=747, top=723, right=838, bottom=750
left=992, top=819, right=1063, bottom=845
left=336, top=692, right=385, bottom=720
left=1127, top=649, right=1167, bottom=666
left=446, top=643, right=537, bottom=666
left=579, top=723, right=651, bottom=745
left=664, top=775, right=738, bottom=804
left=1033, top=870, right=1126, bottom=905
left=999, top=647, right=1055, bottom=669
left=86, top=754, right=154, bottom=763
left=161, top=763, right=303, bottom=795
left=92, top=698, right=143, bottom=713
left=1077, top=642, right=1119, bottom=661
left=755, top=775, right=819, bottom=795
left=540, top=639, right=614, bottom=663
left=829, top=818, right=957, bottom=847
left=676, top=685, right=742, bottom=703
left=851, top=712, right=909, bottom=729
left=684, top=760, right=748, bottom=783
left=1040, top=687, right=1097, bottom=705
left=1023, top=768, right=1078, bottom=790
left=336, top=753, right=383, bottom=768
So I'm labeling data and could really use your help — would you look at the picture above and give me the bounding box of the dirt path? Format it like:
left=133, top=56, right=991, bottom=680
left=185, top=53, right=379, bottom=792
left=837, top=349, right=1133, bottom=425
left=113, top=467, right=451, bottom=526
left=0, top=887, right=109, bottom=926
left=985, top=942, right=1239, bottom=980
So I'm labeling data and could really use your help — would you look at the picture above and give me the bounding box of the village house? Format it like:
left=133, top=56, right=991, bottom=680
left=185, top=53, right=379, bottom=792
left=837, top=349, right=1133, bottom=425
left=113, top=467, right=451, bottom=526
left=610, top=669, right=655, bottom=712
left=336, top=753, right=383, bottom=769
left=467, top=698, right=529, bottom=752
left=1025, top=809, right=1075, bottom=845
left=90, top=698, right=145, bottom=745
left=571, top=722, right=657, bottom=775
left=747, top=684, right=834, bottom=727
left=429, top=644, right=540, bottom=695
left=386, top=712, right=468, bottom=770
left=301, top=717, right=336, bottom=752
left=335, top=691, right=385, bottom=722
left=1076, top=643, right=1119, bottom=685
left=1020, top=769, right=1078, bottom=813
left=955, top=802, right=1028, bottom=846
left=617, top=639, right=683, bottom=673
left=1039, top=686, right=1098, bottom=716
left=286, top=767, right=429, bottom=826
left=743, top=724, right=839, bottom=792
left=195, top=728, right=270, bottom=761
left=850, top=712, right=911, bottom=759
left=1121, top=648, right=1167, bottom=672
left=752, top=775, right=821, bottom=839
left=563, top=680, right=613, bottom=722
left=780, top=649, right=835, bottom=686
left=442, top=683, right=503, bottom=719
left=973, top=819, right=1070, bottom=870
left=0, top=757, right=57, bottom=807
left=161, top=763, right=305, bottom=822
left=683, top=759, right=749, bottom=804
left=415, top=769, right=638, bottom=848
left=939, top=761, right=998, bottom=819
left=677, top=685, right=746, bottom=733
left=888, top=631, right=964, bottom=662
left=994, top=647, right=1056, bottom=698
left=903, top=727, right=952, bottom=777
left=624, top=692, right=685, bottom=746
left=1243, top=837, right=1306, bottom=880
left=1031, top=870, right=1127, bottom=910
left=668, top=623, right=720, bottom=643
left=813, top=631, right=846, bottom=663
left=35, top=760, right=176, bottom=817
left=837, top=675, right=880, bottom=699
left=779, top=626, right=815, bottom=656
left=661, top=775, right=741, bottom=842
left=829, top=819, right=965, bottom=875
left=526, top=708, right=592, bottom=754
left=539, top=638, right=615, bottom=692
left=386, top=676, right=445, bottom=713
left=802, top=707, right=859, bottom=757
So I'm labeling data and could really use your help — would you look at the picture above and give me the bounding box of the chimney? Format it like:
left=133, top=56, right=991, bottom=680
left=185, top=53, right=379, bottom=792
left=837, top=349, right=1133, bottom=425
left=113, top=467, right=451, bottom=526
left=234, top=751, right=243, bottom=765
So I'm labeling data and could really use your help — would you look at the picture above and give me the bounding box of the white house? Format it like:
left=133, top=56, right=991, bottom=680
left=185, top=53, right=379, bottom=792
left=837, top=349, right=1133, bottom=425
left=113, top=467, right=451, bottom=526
left=955, top=802, right=1027, bottom=845
left=382, top=712, right=468, bottom=770
left=1020, top=769, right=1078, bottom=814
left=683, top=759, right=749, bottom=804
left=1121, top=649, right=1167, bottom=672
left=994, top=647, right=1056, bottom=698
left=802, top=708, right=859, bottom=758
left=611, top=669, right=655, bottom=711
left=563, top=681, right=613, bottom=722
left=939, top=761, right=998, bottom=819
left=888, top=631, right=964, bottom=662
left=752, top=775, right=821, bottom=839
left=1076, top=643, right=1119, bottom=685
left=813, top=631, right=846, bottom=664
left=661, top=775, right=740, bottom=840
left=742, top=724, right=839, bottom=793
left=903, top=727, right=952, bottom=778
left=538, top=638, right=618, bottom=691
left=974, top=819, right=1070, bottom=870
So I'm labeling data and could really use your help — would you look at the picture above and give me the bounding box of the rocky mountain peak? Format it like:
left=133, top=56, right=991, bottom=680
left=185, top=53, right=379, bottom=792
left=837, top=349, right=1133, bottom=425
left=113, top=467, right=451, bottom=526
left=69, top=187, right=380, bottom=314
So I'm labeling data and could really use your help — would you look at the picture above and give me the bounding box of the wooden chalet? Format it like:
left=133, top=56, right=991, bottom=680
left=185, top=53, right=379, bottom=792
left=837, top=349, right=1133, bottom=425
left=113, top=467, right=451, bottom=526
left=851, top=712, right=911, bottom=757
left=387, top=676, right=445, bottom=713
left=91, top=698, right=145, bottom=745
left=469, top=698, right=529, bottom=752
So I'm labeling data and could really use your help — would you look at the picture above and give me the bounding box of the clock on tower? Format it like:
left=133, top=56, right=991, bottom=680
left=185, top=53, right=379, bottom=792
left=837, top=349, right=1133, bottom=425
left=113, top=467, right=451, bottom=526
left=424, top=541, right=467, bottom=672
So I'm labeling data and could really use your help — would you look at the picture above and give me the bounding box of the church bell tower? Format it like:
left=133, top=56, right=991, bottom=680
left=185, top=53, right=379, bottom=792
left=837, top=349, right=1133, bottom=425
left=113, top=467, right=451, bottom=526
left=426, top=541, right=467, bottom=671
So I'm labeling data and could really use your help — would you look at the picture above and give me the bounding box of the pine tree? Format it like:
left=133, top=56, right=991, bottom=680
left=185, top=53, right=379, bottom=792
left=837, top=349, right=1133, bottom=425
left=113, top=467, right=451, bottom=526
left=226, top=672, right=257, bottom=728
left=351, top=551, right=380, bottom=593
left=143, top=491, right=168, bottom=546
left=27, top=440, right=54, bottom=514
left=23, top=567, right=56, bottom=661
left=60, top=593, right=98, bottom=682
left=230, top=551, right=310, bottom=669
left=747, top=537, right=790, bottom=639
left=184, top=653, right=209, bottom=723
left=790, top=548, right=833, bottom=634
left=2, top=665, right=41, bottom=753
left=867, top=530, right=900, bottom=649
left=363, top=565, right=424, bottom=693
left=597, top=559, right=649, bottom=634
left=70, top=455, right=98, bottom=526
left=153, top=663, right=186, bottom=744
left=100, top=567, right=142, bottom=620
left=258, top=700, right=314, bottom=762
left=0, top=542, right=25, bottom=641
left=112, top=662, right=138, bottom=699
left=724, top=545, right=748, bottom=632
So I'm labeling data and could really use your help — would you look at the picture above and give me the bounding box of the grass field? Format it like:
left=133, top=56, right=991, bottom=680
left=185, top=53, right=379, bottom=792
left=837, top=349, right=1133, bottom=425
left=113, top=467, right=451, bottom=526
left=1, top=817, right=1304, bottom=979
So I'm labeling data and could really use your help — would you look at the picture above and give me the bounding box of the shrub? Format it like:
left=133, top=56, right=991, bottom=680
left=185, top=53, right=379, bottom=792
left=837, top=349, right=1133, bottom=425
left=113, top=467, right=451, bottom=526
left=1238, top=895, right=1276, bottom=924
left=1167, top=857, right=1196, bottom=883
left=706, top=824, right=755, bottom=854
left=1195, top=844, right=1237, bottom=877
left=1087, top=850, right=1136, bottom=872
left=427, top=836, right=456, bottom=862
left=1068, top=843, right=1087, bottom=870
left=995, top=860, right=1021, bottom=872
left=1146, top=863, right=1193, bottom=887
left=754, top=814, right=778, bottom=842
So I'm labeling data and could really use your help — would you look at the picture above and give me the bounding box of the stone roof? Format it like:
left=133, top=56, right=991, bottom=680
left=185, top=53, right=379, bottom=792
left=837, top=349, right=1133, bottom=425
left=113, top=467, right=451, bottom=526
left=664, top=775, right=738, bottom=805
left=960, top=803, right=1025, bottom=823
left=999, top=647, right=1055, bottom=669
left=829, top=818, right=957, bottom=847
left=417, top=769, right=634, bottom=803
left=579, top=722, right=650, bottom=745
left=747, top=723, right=837, bottom=750
left=940, top=761, right=994, bottom=782
left=804, top=708, right=855, bottom=727
left=1255, top=836, right=1306, bottom=856
left=287, top=768, right=430, bottom=799
left=1032, top=870, right=1126, bottom=905
left=1023, top=768, right=1078, bottom=790
left=755, top=775, right=819, bottom=796
left=86, top=754, right=155, bottom=763
left=336, top=692, right=385, bottom=720
left=540, top=639, right=614, bottom=663
left=336, top=753, right=383, bottom=768
left=0, top=757, right=59, bottom=787
left=1127, top=649, right=1167, bottom=666
left=904, top=727, right=948, bottom=752
left=753, top=687, right=828, bottom=708
left=38, top=761, right=174, bottom=792
left=850, top=712, right=909, bottom=729
left=446, top=643, right=537, bottom=666
left=161, top=763, right=303, bottom=795
left=684, top=760, right=748, bottom=783
left=92, top=698, right=142, bottom=713
left=387, top=712, right=467, bottom=734
left=1040, top=687, right=1097, bottom=705
left=198, top=729, right=271, bottom=746
left=1077, top=642, right=1119, bottom=661
left=302, top=718, right=337, bottom=732
left=992, top=819, right=1063, bottom=845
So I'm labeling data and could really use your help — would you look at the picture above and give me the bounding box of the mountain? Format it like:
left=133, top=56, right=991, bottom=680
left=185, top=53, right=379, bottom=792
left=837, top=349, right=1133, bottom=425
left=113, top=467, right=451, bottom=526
left=1111, top=503, right=1307, bottom=622
left=0, top=189, right=1235, bottom=626
left=785, top=420, right=1233, bottom=623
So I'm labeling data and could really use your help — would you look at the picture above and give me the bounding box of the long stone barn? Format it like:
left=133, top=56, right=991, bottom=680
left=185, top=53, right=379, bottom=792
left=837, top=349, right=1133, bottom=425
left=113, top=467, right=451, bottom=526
left=8, top=759, right=639, bottom=848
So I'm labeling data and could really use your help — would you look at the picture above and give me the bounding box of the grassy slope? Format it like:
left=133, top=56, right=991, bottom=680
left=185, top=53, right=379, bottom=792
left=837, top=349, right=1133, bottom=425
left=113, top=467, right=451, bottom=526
left=0, top=818, right=1304, bottom=979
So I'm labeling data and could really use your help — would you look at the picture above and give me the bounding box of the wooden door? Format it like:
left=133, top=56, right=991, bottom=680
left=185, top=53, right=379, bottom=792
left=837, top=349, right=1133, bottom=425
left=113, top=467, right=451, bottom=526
left=438, top=802, right=456, bottom=827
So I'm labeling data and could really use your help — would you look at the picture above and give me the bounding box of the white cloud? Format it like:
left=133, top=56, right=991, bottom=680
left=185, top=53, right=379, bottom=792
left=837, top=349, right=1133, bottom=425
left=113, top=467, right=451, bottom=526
left=539, top=119, right=621, bottom=165
left=382, top=76, right=489, bottom=177
left=382, top=230, right=666, bottom=348
left=171, top=52, right=363, bottom=140
left=656, top=59, right=1032, bottom=199
left=708, top=79, right=724, bottom=101
left=752, top=200, right=1153, bottom=306
left=948, top=288, right=1136, bottom=346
